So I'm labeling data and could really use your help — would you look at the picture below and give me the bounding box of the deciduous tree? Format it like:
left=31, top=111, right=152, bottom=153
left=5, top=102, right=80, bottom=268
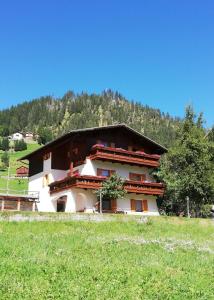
left=158, top=106, right=214, bottom=217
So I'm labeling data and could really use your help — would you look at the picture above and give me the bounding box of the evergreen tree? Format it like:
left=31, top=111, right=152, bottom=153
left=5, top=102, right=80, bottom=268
left=14, top=139, right=27, bottom=151
left=1, top=151, right=9, bottom=169
left=158, top=106, right=214, bottom=217
left=207, top=127, right=214, bottom=142
left=1, top=138, right=10, bottom=151
left=0, top=90, right=181, bottom=147
left=38, top=128, right=53, bottom=145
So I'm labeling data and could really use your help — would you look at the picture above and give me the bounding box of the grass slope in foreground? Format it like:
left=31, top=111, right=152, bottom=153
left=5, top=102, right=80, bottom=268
left=0, top=215, right=213, bottom=299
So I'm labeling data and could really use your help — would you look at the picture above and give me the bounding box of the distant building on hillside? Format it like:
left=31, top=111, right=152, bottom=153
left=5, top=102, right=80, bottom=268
left=16, top=166, right=29, bottom=178
left=24, top=132, right=34, bottom=143
left=11, top=132, right=24, bottom=141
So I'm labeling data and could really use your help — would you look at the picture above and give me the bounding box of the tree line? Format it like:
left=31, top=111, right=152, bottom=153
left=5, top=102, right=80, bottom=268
left=0, top=90, right=181, bottom=147
left=0, top=138, right=27, bottom=152
left=158, top=106, right=214, bottom=218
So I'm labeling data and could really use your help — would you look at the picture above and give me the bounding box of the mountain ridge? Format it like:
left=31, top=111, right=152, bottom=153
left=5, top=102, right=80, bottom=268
left=0, top=90, right=181, bottom=147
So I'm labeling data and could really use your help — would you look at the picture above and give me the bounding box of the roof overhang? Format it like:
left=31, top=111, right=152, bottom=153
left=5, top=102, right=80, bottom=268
left=19, top=124, right=167, bottom=161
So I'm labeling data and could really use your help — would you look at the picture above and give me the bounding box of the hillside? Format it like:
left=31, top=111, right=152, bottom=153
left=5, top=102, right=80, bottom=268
left=0, top=143, right=40, bottom=192
left=0, top=215, right=213, bottom=299
left=0, top=90, right=181, bottom=147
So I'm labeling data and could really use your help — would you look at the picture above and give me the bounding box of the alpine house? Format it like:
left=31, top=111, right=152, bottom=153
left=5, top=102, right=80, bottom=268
left=20, top=124, right=167, bottom=214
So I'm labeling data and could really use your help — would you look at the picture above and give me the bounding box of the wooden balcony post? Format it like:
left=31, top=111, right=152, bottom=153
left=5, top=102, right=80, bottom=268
left=1, top=200, right=4, bottom=211
left=32, top=202, right=36, bottom=212
left=69, top=162, right=73, bottom=176
left=17, top=199, right=21, bottom=211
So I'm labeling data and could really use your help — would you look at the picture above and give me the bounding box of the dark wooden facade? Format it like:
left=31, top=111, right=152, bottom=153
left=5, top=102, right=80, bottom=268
left=20, top=125, right=167, bottom=177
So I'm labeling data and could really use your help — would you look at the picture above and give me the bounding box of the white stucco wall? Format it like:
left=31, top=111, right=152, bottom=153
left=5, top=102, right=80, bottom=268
left=119, top=194, right=159, bottom=216
left=28, top=154, right=68, bottom=212
left=43, top=154, right=68, bottom=182
left=48, top=188, right=96, bottom=213
left=49, top=188, right=159, bottom=215
left=28, top=171, right=54, bottom=211
left=50, top=189, right=76, bottom=212
left=28, top=154, right=159, bottom=214
left=75, top=159, right=154, bottom=181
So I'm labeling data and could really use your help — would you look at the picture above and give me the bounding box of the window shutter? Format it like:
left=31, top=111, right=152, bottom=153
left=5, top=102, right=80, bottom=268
left=97, top=168, right=102, bottom=176
left=111, top=199, right=117, bottom=212
left=131, top=199, right=136, bottom=211
left=110, top=170, right=116, bottom=176
left=142, top=200, right=148, bottom=211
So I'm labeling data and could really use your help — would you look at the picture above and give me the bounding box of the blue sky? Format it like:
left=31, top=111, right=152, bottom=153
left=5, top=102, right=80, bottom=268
left=0, top=0, right=214, bottom=126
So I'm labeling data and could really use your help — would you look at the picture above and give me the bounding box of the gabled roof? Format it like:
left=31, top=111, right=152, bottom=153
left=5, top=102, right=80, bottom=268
left=16, top=165, right=29, bottom=170
left=20, top=124, right=167, bottom=160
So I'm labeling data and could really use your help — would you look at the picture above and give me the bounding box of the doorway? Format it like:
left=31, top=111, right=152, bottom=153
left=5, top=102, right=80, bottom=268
left=56, top=196, right=67, bottom=212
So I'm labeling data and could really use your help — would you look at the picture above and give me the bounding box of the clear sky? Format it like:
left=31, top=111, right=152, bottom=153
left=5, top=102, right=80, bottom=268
left=0, top=0, right=214, bottom=126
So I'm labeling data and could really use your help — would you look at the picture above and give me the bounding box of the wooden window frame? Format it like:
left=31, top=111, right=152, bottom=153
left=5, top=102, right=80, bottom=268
left=96, top=140, right=115, bottom=148
left=130, top=199, right=148, bottom=212
left=129, top=173, right=146, bottom=182
left=97, top=168, right=116, bottom=177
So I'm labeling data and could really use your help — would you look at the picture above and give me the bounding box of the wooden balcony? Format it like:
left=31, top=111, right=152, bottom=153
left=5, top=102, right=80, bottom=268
left=88, top=145, right=161, bottom=167
left=49, top=175, right=164, bottom=196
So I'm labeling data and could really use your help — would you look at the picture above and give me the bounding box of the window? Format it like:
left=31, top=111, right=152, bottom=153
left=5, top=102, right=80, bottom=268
left=135, top=200, right=142, bottom=212
left=72, top=148, right=78, bottom=155
left=102, top=199, right=117, bottom=212
left=97, top=168, right=115, bottom=177
left=131, top=199, right=148, bottom=212
left=129, top=173, right=146, bottom=181
left=128, top=146, right=144, bottom=152
left=102, top=199, right=111, bottom=210
left=97, top=140, right=115, bottom=148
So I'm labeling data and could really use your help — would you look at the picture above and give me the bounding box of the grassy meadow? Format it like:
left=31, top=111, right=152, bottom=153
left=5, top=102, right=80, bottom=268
left=0, top=143, right=40, bottom=192
left=0, top=215, right=213, bottom=299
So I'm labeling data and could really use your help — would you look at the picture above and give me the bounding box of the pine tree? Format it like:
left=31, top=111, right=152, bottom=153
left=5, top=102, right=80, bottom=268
left=1, top=151, right=9, bottom=169
left=1, top=138, right=10, bottom=151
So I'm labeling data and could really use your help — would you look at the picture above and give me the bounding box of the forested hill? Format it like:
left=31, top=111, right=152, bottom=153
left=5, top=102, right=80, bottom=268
left=0, top=90, right=181, bottom=147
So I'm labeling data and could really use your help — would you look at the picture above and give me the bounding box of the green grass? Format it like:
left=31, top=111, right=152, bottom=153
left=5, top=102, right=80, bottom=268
left=0, top=143, right=40, bottom=192
left=0, top=177, right=28, bottom=191
left=0, top=215, right=213, bottom=299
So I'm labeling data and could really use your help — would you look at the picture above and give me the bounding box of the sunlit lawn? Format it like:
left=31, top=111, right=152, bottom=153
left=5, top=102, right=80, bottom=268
left=0, top=215, right=213, bottom=299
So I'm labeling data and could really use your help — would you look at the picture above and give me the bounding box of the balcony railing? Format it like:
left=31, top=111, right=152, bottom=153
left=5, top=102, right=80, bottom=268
left=49, top=175, right=164, bottom=196
left=88, top=145, right=161, bottom=167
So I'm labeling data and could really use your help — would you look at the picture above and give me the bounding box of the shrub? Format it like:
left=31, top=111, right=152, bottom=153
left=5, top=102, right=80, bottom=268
left=200, top=204, right=212, bottom=218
